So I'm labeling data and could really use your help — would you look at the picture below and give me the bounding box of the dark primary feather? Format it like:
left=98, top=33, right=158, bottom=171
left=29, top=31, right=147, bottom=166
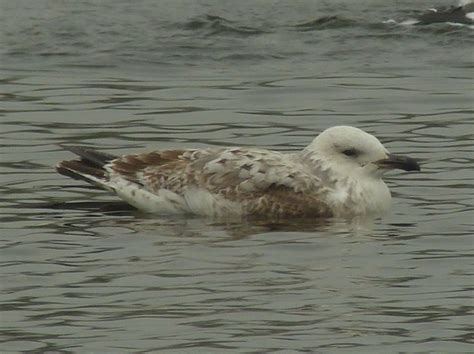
left=58, top=145, right=117, bottom=168
left=56, top=160, right=106, bottom=184
left=56, top=145, right=117, bottom=187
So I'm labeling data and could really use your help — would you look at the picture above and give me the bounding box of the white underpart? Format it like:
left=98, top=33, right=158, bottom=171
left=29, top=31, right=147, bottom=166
left=111, top=176, right=187, bottom=214
left=107, top=172, right=242, bottom=217
left=183, top=187, right=242, bottom=217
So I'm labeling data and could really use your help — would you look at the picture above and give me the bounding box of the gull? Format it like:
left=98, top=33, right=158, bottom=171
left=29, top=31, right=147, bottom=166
left=415, top=2, right=474, bottom=25
left=56, top=126, right=420, bottom=219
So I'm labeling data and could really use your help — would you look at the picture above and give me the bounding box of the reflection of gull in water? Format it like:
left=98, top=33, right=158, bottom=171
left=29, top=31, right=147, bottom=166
left=56, top=126, right=420, bottom=219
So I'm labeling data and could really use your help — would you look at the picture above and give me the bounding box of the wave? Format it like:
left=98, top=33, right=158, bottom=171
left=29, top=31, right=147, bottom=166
left=293, top=16, right=356, bottom=31
left=181, top=14, right=267, bottom=36
left=181, top=14, right=361, bottom=36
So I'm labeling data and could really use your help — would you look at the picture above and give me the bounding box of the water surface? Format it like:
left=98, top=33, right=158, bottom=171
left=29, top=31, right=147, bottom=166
left=1, top=0, right=473, bottom=352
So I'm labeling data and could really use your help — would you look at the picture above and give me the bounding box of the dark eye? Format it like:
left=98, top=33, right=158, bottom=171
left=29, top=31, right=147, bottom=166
left=342, top=148, right=358, bottom=157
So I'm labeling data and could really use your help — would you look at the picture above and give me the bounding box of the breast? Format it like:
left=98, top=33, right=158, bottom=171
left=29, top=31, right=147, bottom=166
left=326, top=178, right=392, bottom=217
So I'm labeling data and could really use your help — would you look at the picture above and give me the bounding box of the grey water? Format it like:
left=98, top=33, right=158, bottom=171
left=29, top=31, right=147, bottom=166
left=1, top=0, right=473, bottom=352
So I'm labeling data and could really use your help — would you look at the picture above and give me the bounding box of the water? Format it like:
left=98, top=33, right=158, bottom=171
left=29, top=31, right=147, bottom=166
left=1, top=0, right=473, bottom=352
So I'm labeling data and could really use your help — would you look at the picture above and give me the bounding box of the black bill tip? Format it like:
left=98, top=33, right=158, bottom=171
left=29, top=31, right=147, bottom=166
left=376, top=154, right=421, bottom=172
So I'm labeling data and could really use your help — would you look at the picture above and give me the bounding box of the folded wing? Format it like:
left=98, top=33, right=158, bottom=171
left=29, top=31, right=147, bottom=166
left=58, top=146, right=332, bottom=217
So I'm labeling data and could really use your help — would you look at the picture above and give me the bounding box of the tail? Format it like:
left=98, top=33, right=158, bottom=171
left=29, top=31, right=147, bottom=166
left=56, top=145, right=117, bottom=191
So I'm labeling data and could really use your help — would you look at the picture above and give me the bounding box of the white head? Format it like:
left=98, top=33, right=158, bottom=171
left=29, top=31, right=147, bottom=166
left=305, top=126, right=420, bottom=178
